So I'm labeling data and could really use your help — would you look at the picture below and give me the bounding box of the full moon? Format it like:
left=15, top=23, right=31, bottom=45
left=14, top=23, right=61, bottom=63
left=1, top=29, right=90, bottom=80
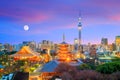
left=24, top=25, right=29, bottom=31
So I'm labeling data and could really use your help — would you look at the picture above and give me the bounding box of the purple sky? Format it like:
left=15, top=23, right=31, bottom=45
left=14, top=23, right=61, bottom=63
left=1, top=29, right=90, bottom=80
left=0, top=0, right=120, bottom=44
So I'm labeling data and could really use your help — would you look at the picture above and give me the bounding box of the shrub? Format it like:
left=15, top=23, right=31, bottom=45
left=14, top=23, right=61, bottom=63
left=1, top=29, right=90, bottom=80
left=88, top=63, right=97, bottom=70
left=30, top=67, right=35, bottom=72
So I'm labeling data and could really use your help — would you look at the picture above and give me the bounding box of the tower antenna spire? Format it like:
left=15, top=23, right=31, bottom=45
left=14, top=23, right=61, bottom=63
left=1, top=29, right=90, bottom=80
left=78, top=11, right=81, bottom=23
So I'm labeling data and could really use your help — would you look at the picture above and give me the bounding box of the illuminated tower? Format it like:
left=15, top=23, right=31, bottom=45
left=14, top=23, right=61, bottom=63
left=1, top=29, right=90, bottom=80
left=78, top=13, right=82, bottom=49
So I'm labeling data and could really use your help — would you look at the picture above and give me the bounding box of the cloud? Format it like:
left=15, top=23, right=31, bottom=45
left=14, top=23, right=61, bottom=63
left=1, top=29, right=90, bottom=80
left=108, top=14, right=120, bottom=22
left=1, top=0, right=120, bottom=24
left=0, top=8, right=52, bottom=23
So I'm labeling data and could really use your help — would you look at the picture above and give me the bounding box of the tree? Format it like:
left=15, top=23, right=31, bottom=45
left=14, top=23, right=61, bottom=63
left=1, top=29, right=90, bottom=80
left=75, top=70, right=101, bottom=80
left=77, top=63, right=91, bottom=70
left=96, top=61, right=120, bottom=74
left=54, top=63, right=77, bottom=80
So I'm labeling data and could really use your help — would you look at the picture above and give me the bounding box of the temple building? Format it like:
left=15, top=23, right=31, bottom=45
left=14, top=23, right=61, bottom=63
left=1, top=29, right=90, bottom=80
left=11, top=46, right=42, bottom=61
left=0, top=64, right=4, bottom=73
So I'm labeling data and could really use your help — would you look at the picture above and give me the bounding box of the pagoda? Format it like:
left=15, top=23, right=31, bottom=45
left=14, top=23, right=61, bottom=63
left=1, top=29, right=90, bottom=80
left=57, top=34, right=74, bottom=62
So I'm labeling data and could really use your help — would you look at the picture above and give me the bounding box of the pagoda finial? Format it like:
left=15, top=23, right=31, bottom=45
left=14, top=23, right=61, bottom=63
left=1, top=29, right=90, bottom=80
left=63, top=33, right=65, bottom=42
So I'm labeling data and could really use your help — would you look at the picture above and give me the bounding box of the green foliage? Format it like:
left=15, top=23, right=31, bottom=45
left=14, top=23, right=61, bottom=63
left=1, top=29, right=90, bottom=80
left=8, top=51, right=17, bottom=55
left=112, top=57, right=120, bottom=62
left=77, top=63, right=91, bottom=70
left=87, top=63, right=97, bottom=70
left=96, top=61, right=120, bottom=74
left=34, top=64, right=39, bottom=68
left=16, top=60, right=26, bottom=66
left=30, top=67, right=35, bottom=72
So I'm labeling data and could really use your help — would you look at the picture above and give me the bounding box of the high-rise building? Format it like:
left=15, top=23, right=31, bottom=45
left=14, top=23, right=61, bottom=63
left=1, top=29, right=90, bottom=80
left=42, top=40, right=48, bottom=44
left=74, top=38, right=78, bottom=44
left=4, top=43, right=11, bottom=51
left=23, top=41, right=29, bottom=46
left=13, top=44, right=23, bottom=51
left=68, top=44, right=74, bottom=52
left=109, top=43, right=116, bottom=51
left=40, top=40, right=53, bottom=50
left=38, top=42, right=41, bottom=49
left=74, top=38, right=79, bottom=51
left=28, top=41, right=36, bottom=51
left=101, top=38, right=108, bottom=45
left=115, top=36, right=120, bottom=46
left=115, top=36, right=120, bottom=51
left=0, top=43, right=3, bottom=51
left=89, top=45, right=97, bottom=58
left=53, top=44, right=58, bottom=52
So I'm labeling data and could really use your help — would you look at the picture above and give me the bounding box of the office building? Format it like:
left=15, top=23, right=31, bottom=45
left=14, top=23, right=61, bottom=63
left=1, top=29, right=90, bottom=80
left=115, top=36, right=120, bottom=51
left=101, top=38, right=108, bottom=45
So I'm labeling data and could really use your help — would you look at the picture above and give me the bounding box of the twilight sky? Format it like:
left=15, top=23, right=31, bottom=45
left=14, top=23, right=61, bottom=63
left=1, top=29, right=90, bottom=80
left=0, top=0, right=120, bottom=44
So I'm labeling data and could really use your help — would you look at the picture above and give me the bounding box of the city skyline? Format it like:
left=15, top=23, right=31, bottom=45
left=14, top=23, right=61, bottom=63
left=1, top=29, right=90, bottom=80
left=0, top=0, right=120, bottom=44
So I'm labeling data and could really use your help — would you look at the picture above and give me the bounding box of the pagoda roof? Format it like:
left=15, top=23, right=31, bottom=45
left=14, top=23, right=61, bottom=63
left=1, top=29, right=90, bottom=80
left=60, top=41, right=68, bottom=44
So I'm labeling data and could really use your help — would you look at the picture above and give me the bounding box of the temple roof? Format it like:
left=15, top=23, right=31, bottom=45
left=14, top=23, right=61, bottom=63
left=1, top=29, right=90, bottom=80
left=40, top=60, right=59, bottom=72
left=0, top=64, right=4, bottom=68
left=11, top=46, right=39, bottom=57
left=38, top=59, right=83, bottom=72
